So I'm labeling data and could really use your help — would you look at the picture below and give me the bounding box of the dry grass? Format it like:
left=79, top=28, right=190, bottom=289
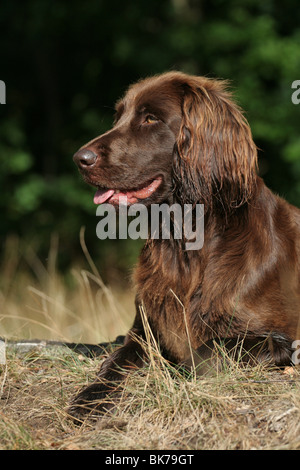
left=0, top=340, right=300, bottom=450
left=1, top=234, right=300, bottom=450
left=0, top=232, right=134, bottom=343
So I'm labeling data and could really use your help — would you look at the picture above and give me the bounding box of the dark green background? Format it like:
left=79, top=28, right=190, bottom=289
left=1, top=0, right=300, bottom=283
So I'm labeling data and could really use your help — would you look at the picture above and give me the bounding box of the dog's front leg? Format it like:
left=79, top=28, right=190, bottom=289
left=68, top=331, right=145, bottom=421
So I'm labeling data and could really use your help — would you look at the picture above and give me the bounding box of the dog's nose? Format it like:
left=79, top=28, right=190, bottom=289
left=73, top=148, right=97, bottom=168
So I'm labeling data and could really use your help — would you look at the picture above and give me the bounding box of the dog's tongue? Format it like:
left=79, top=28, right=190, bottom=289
left=93, top=188, right=114, bottom=204
left=93, top=178, right=162, bottom=205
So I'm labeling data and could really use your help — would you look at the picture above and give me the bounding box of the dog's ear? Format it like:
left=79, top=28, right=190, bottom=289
left=173, top=76, right=258, bottom=211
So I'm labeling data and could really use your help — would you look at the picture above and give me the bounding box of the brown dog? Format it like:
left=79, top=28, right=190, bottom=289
left=70, top=72, right=300, bottom=419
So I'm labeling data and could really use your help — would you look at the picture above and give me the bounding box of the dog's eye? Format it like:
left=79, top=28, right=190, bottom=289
left=144, top=115, right=158, bottom=124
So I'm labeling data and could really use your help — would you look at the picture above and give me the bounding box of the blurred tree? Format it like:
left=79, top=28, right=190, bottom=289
left=0, top=0, right=299, bottom=281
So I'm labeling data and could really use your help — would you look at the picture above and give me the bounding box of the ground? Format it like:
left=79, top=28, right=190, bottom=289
left=0, top=343, right=299, bottom=450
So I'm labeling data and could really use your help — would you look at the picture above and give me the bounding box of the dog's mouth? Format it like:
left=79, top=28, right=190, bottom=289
left=93, top=176, right=163, bottom=205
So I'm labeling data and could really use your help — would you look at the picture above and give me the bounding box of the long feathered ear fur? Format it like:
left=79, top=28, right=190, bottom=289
left=172, top=75, right=258, bottom=212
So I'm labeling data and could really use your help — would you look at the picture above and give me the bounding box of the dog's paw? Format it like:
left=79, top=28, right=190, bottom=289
left=67, top=382, right=117, bottom=423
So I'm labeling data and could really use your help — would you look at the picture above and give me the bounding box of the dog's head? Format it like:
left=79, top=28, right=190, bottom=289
left=73, top=72, right=257, bottom=210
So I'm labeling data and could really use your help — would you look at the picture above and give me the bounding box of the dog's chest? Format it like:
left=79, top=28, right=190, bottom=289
left=142, top=289, right=193, bottom=362
left=135, top=264, right=198, bottom=362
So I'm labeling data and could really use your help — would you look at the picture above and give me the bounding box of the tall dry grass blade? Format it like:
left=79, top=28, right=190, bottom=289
left=138, top=302, right=175, bottom=391
left=79, top=227, right=101, bottom=279
left=27, top=286, right=96, bottom=335
left=169, top=289, right=196, bottom=375
left=0, top=314, right=69, bottom=339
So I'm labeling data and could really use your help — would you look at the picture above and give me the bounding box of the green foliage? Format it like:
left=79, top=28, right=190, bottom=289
left=1, top=0, right=300, bottom=279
